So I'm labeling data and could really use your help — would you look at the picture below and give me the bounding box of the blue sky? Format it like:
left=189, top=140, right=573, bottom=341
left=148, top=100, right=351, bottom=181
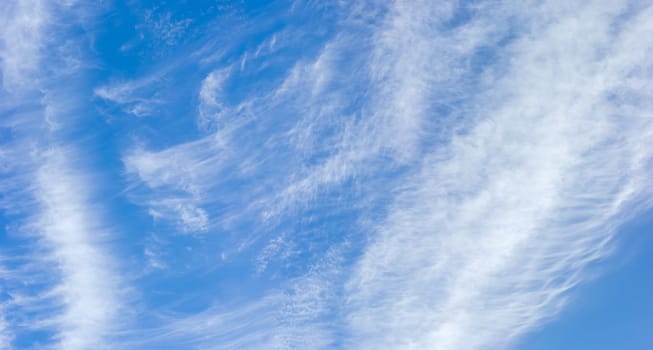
left=0, top=1, right=652, bottom=349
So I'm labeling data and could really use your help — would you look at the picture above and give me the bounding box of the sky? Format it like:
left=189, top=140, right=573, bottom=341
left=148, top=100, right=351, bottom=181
left=0, top=0, right=652, bottom=349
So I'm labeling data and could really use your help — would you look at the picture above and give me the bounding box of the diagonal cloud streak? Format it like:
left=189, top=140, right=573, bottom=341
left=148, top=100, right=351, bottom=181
left=346, top=1, right=653, bottom=349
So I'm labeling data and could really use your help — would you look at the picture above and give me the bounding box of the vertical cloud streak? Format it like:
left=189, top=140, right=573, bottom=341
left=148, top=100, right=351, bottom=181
left=1, top=1, right=123, bottom=348
left=34, top=149, right=121, bottom=350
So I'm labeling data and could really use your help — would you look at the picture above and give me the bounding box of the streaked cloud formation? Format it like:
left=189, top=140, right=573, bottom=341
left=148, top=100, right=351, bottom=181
left=348, top=2, right=653, bottom=348
left=1, top=1, right=123, bottom=348
left=1, top=0, right=652, bottom=349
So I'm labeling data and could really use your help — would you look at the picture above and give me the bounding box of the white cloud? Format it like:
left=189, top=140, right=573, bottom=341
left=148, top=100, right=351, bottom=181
left=345, top=1, right=653, bottom=349
left=0, top=0, right=48, bottom=92
left=176, top=203, right=209, bottom=233
left=122, top=26, right=363, bottom=231
left=1, top=2, right=126, bottom=348
left=0, top=2, right=48, bottom=347
left=123, top=136, right=231, bottom=233
left=139, top=10, right=193, bottom=47
left=94, top=78, right=163, bottom=117
left=34, top=149, right=123, bottom=350
left=0, top=147, right=129, bottom=350
left=119, top=244, right=345, bottom=350
left=260, top=2, right=507, bottom=216
left=198, top=67, right=232, bottom=129
left=114, top=1, right=652, bottom=349
left=122, top=43, right=353, bottom=231
left=0, top=311, right=11, bottom=350
left=255, top=232, right=297, bottom=274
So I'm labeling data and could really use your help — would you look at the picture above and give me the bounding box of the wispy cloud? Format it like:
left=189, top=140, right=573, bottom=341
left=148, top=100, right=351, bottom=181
left=118, top=2, right=652, bottom=348
left=198, top=66, right=232, bottom=130
left=34, top=149, right=123, bottom=349
left=121, top=44, right=344, bottom=233
left=123, top=135, right=230, bottom=233
left=120, top=243, right=346, bottom=350
left=94, top=75, right=166, bottom=118
left=0, top=0, right=48, bottom=92
left=1, top=2, right=125, bottom=349
left=0, top=307, right=11, bottom=350
left=3, top=0, right=649, bottom=349
left=346, top=1, right=653, bottom=349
